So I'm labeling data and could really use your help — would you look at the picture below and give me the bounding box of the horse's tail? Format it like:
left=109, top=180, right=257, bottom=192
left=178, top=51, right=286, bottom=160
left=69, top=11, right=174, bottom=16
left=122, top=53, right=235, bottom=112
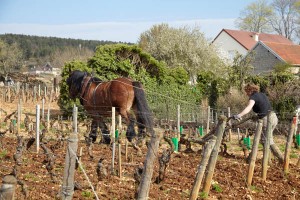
left=132, top=82, right=153, bottom=132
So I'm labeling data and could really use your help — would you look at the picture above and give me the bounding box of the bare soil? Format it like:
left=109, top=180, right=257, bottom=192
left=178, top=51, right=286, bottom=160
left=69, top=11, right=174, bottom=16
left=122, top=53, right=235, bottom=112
left=0, top=100, right=299, bottom=200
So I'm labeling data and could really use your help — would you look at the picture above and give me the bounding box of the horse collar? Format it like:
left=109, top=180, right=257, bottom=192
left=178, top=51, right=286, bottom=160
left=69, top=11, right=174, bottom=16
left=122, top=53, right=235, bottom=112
left=80, top=76, right=92, bottom=99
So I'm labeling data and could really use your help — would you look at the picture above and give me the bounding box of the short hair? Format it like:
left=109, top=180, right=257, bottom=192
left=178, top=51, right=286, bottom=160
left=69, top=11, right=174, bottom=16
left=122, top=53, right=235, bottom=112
left=244, top=83, right=259, bottom=94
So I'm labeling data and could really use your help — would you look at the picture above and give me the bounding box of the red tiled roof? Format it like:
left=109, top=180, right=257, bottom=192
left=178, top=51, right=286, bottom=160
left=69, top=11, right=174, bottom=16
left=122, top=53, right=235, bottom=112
left=262, top=42, right=300, bottom=65
left=223, top=29, right=294, bottom=50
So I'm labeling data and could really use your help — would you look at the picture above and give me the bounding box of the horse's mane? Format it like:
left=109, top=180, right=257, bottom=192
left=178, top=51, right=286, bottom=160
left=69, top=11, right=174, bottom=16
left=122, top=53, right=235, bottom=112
left=67, top=70, right=86, bottom=93
left=68, top=70, right=104, bottom=95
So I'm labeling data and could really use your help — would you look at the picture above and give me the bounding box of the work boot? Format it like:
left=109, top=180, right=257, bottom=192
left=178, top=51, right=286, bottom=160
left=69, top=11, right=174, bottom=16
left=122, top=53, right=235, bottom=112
left=270, top=144, right=284, bottom=164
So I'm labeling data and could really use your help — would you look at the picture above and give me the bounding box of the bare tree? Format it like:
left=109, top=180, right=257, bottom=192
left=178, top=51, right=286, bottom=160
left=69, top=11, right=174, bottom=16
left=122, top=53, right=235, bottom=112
left=269, top=0, right=300, bottom=40
left=235, top=0, right=273, bottom=33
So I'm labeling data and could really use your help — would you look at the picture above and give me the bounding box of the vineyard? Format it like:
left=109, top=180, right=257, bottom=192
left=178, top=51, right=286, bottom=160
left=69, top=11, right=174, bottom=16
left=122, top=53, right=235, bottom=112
left=0, top=83, right=300, bottom=200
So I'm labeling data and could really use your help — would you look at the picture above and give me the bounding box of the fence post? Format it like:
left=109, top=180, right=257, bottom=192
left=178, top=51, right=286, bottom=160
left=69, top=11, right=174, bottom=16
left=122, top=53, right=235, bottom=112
left=118, top=143, right=122, bottom=178
left=17, top=99, right=21, bottom=135
left=227, top=107, right=232, bottom=141
left=111, top=107, right=116, bottom=174
left=206, top=106, right=210, bottom=134
left=202, top=115, right=227, bottom=195
left=283, top=116, right=297, bottom=172
left=177, top=105, right=181, bottom=141
left=36, top=104, right=40, bottom=153
left=262, top=111, right=271, bottom=181
left=61, top=105, right=78, bottom=200
left=41, top=98, right=45, bottom=120
left=247, top=119, right=263, bottom=187
left=190, top=136, right=216, bottom=200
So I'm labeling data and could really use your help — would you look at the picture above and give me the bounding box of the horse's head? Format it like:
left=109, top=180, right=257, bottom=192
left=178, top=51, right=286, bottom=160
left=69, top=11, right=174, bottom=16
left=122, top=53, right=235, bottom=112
left=66, top=70, right=87, bottom=99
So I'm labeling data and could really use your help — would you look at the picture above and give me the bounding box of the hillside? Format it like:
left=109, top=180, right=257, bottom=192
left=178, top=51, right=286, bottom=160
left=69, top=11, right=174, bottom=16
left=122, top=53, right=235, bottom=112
left=0, top=34, right=122, bottom=60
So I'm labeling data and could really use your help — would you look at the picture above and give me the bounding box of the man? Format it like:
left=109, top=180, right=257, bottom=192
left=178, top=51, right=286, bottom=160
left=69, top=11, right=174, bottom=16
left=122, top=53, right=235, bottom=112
left=233, top=83, right=284, bottom=163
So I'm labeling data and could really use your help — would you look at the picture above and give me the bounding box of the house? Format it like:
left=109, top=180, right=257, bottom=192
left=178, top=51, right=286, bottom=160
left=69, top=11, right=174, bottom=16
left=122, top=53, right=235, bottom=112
left=29, top=62, right=61, bottom=76
left=211, top=29, right=293, bottom=63
left=249, top=41, right=300, bottom=75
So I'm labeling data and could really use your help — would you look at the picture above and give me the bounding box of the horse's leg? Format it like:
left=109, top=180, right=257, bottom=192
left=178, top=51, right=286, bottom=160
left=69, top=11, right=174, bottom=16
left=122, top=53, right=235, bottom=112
left=88, top=119, right=98, bottom=143
left=98, top=120, right=111, bottom=144
left=133, top=106, right=147, bottom=141
left=119, top=109, right=136, bottom=142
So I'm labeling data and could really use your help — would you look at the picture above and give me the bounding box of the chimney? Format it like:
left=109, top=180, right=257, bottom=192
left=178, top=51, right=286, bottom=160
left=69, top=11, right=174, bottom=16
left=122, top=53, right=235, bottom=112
left=253, top=33, right=259, bottom=41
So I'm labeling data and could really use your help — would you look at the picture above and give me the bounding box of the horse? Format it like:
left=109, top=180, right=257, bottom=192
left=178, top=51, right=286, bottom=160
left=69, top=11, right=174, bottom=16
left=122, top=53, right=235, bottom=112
left=66, top=70, right=154, bottom=144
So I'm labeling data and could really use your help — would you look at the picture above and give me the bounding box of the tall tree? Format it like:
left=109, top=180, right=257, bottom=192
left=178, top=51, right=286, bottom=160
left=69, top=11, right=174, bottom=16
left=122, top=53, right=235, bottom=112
left=269, top=0, right=300, bottom=40
left=138, top=24, right=225, bottom=84
left=0, top=39, right=23, bottom=73
left=235, top=0, right=273, bottom=33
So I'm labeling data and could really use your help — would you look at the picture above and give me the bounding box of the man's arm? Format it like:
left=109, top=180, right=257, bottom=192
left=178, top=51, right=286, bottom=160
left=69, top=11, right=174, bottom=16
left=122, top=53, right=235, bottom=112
left=237, top=99, right=255, bottom=118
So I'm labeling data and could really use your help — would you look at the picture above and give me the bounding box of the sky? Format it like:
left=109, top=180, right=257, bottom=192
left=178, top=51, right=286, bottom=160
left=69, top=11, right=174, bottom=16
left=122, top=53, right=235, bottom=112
left=0, top=0, right=256, bottom=43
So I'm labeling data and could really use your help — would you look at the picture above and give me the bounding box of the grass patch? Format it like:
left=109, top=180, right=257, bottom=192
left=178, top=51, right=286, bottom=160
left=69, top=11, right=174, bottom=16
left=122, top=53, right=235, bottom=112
left=290, top=153, right=298, bottom=158
left=279, top=144, right=286, bottom=152
left=0, top=122, right=7, bottom=127
left=199, top=191, right=208, bottom=199
left=0, top=149, right=8, bottom=159
left=78, top=164, right=86, bottom=172
left=250, top=185, right=263, bottom=193
left=212, top=183, right=223, bottom=192
left=181, top=189, right=190, bottom=198
left=81, top=190, right=93, bottom=199
left=217, top=155, right=223, bottom=161
left=23, top=172, right=39, bottom=182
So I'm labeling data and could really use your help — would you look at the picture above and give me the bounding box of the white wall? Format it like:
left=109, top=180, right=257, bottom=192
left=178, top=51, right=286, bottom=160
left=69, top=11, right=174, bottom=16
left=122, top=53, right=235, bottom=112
left=212, top=31, right=249, bottom=63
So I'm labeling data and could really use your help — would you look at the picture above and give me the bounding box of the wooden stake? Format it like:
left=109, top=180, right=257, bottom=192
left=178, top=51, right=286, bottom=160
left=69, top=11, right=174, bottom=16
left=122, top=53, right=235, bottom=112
left=125, top=140, right=128, bottom=161
left=118, top=143, right=122, bottom=178
left=190, top=136, right=216, bottom=200
left=61, top=105, right=78, bottom=200
left=227, top=107, right=232, bottom=141
left=111, top=107, right=116, bottom=174
left=177, top=105, right=181, bottom=141
left=206, top=106, right=210, bottom=134
left=247, top=119, right=263, bottom=187
left=202, top=116, right=227, bottom=195
left=36, top=104, right=40, bottom=153
left=283, top=117, right=297, bottom=172
left=262, top=112, right=271, bottom=181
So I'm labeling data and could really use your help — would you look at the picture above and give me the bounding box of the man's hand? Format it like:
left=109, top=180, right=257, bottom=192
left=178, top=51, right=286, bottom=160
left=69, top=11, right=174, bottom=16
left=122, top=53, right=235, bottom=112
left=232, top=114, right=242, bottom=121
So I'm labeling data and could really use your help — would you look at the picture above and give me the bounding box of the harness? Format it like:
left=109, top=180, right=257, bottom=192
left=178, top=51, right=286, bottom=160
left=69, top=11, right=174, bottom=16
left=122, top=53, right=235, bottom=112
left=79, top=76, right=92, bottom=104
left=80, top=76, right=92, bottom=98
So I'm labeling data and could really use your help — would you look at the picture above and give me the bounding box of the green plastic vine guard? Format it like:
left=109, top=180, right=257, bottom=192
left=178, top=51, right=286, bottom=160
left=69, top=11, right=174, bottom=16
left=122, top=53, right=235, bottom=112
left=12, top=119, right=16, bottom=126
left=243, top=136, right=251, bottom=150
left=115, top=129, right=119, bottom=140
left=180, top=126, right=183, bottom=135
left=296, top=133, right=300, bottom=146
left=171, top=137, right=178, bottom=152
left=198, top=126, right=204, bottom=136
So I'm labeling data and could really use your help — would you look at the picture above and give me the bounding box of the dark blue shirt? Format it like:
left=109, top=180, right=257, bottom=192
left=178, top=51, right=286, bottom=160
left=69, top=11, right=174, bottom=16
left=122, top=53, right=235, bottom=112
left=249, top=92, right=271, bottom=118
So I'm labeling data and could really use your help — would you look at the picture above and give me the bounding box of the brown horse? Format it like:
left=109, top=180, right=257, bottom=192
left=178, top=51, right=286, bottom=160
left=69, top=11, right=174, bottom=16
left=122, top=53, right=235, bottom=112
left=66, top=70, right=153, bottom=144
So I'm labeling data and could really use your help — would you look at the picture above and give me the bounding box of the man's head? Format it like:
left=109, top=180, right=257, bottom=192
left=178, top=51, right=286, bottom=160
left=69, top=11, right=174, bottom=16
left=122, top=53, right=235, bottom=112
left=244, top=83, right=259, bottom=96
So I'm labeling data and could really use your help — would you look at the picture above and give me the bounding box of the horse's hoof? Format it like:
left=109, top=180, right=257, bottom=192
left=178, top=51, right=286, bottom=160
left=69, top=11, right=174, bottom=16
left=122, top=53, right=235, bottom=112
left=102, top=138, right=111, bottom=145
left=86, top=136, right=96, bottom=144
